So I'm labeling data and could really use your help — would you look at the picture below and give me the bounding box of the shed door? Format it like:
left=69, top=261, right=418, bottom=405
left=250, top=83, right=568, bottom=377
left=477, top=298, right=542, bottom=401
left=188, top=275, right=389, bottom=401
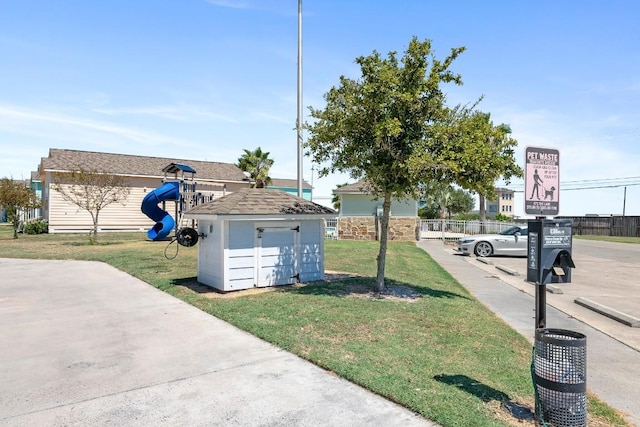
left=257, top=227, right=298, bottom=287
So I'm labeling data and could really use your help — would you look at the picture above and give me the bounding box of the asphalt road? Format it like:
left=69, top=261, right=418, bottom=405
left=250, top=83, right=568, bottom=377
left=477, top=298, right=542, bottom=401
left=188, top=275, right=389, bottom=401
left=465, top=238, right=640, bottom=350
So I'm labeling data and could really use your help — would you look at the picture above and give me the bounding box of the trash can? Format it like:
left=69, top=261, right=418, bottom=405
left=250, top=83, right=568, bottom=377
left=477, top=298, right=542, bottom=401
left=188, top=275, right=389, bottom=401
left=533, top=328, right=587, bottom=427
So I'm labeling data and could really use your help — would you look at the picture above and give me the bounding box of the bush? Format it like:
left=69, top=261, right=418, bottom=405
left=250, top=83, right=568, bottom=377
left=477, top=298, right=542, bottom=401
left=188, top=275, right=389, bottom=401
left=23, top=219, right=48, bottom=234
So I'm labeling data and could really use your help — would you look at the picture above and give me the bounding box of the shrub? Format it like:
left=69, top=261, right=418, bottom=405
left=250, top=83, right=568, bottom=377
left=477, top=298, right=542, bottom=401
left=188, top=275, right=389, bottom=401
left=23, top=219, right=48, bottom=234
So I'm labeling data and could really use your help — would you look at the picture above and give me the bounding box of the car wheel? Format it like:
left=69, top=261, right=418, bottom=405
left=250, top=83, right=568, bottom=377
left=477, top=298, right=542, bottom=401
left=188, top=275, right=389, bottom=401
left=474, top=241, right=493, bottom=257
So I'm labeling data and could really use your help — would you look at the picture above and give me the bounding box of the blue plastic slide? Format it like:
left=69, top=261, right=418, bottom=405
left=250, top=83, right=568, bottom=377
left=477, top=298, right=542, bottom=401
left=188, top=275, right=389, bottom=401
left=141, top=181, right=180, bottom=241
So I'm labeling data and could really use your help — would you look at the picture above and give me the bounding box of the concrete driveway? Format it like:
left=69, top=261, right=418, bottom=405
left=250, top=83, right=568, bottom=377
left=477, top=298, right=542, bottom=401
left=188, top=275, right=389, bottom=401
left=0, top=258, right=435, bottom=427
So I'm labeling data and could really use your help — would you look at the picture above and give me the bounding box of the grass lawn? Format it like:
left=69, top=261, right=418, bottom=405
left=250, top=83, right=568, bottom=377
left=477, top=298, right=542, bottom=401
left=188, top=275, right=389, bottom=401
left=574, top=235, right=640, bottom=244
left=0, top=224, right=630, bottom=427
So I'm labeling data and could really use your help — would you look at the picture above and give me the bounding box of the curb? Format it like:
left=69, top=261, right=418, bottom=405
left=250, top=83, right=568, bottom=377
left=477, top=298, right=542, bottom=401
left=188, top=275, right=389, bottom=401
left=575, top=297, right=640, bottom=328
left=495, top=264, right=520, bottom=276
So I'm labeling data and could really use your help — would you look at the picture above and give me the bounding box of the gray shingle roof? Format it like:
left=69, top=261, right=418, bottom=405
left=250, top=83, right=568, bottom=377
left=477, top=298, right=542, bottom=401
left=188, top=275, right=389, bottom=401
left=333, top=180, right=372, bottom=194
left=268, top=178, right=312, bottom=189
left=40, top=148, right=249, bottom=182
left=185, top=188, right=336, bottom=216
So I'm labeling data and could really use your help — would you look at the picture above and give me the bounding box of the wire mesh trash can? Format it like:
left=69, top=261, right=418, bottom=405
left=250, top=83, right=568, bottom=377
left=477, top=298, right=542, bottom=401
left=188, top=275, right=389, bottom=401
left=533, top=329, right=587, bottom=426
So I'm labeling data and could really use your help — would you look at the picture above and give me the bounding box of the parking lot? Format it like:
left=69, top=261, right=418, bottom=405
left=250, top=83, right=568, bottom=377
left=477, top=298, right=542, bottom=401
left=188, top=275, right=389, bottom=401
left=452, top=238, right=640, bottom=351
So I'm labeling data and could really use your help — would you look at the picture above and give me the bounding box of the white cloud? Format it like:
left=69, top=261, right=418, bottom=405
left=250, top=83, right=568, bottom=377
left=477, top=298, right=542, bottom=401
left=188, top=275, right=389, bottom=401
left=205, top=0, right=250, bottom=9
left=92, top=104, right=238, bottom=123
left=0, top=104, right=201, bottom=148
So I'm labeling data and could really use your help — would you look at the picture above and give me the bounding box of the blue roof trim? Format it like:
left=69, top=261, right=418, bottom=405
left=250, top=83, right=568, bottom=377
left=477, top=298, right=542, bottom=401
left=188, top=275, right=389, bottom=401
left=162, top=163, right=197, bottom=174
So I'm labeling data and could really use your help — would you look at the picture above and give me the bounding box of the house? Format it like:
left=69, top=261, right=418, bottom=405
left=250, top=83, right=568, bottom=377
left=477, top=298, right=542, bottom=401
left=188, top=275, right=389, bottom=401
left=38, top=148, right=251, bottom=233
left=333, top=181, right=419, bottom=241
left=267, top=178, right=313, bottom=201
left=486, top=188, right=515, bottom=219
left=184, top=188, right=337, bottom=291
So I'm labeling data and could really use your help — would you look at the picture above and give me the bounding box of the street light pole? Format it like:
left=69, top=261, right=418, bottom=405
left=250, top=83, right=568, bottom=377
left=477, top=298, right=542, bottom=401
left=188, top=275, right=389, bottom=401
left=296, top=0, right=303, bottom=197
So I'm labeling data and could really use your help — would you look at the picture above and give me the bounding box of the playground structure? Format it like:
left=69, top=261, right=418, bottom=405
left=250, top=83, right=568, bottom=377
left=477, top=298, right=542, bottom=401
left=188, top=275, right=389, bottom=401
left=140, top=163, right=218, bottom=247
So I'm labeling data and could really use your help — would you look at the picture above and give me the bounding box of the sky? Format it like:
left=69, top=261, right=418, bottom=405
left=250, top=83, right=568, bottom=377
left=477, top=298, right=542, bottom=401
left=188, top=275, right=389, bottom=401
left=1, top=0, right=640, bottom=217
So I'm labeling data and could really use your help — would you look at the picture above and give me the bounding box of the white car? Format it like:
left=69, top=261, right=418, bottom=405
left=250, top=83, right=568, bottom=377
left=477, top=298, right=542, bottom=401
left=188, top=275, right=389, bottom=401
left=456, top=226, right=528, bottom=257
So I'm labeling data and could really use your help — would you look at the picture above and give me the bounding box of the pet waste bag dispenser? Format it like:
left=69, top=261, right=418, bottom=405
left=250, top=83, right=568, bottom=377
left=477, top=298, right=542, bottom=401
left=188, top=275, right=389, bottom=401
left=527, top=219, right=575, bottom=285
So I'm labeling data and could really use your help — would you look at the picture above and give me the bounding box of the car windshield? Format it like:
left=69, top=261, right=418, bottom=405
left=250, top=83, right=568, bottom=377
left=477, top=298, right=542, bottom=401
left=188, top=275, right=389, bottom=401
left=499, top=226, right=526, bottom=236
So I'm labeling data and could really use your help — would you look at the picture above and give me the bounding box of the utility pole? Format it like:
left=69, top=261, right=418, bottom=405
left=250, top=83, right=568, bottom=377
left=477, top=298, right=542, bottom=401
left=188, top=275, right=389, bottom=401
left=296, top=0, right=303, bottom=197
left=623, top=186, right=627, bottom=216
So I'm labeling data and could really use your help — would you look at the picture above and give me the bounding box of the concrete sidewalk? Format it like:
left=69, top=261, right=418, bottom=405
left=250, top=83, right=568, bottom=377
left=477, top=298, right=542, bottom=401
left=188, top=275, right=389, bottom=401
left=0, top=258, right=435, bottom=427
left=417, top=240, right=640, bottom=427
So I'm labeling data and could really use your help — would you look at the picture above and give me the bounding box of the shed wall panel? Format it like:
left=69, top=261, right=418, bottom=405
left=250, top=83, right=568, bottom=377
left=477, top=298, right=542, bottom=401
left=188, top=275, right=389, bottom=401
left=197, top=220, right=224, bottom=289
left=227, top=222, right=256, bottom=288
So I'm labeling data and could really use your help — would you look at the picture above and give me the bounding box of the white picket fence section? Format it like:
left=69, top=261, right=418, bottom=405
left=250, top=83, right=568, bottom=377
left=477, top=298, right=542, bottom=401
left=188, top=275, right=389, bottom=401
left=419, top=219, right=518, bottom=241
left=324, top=218, right=519, bottom=241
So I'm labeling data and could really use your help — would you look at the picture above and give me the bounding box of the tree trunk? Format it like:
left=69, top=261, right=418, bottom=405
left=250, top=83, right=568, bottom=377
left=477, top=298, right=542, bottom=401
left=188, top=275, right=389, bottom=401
left=375, top=192, right=392, bottom=293
left=91, top=210, right=99, bottom=244
left=479, top=194, right=486, bottom=234
left=12, top=210, right=18, bottom=239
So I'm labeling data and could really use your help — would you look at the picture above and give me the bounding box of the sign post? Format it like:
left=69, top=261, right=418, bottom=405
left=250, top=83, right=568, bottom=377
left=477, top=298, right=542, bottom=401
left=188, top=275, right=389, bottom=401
left=525, top=146, right=560, bottom=329
left=524, top=146, right=560, bottom=216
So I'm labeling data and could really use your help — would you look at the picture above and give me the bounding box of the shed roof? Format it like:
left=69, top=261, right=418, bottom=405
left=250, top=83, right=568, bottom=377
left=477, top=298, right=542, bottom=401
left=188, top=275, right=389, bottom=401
left=40, top=148, right=249, bottom=182
left=185, top=188, right=336, bottom=217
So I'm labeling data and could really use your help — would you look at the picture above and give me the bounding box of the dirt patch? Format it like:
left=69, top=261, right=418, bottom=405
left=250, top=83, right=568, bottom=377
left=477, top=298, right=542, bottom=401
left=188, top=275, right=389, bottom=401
left=178, top=271, right=421, bottom=302
left=321, top=270, right=423, bottom=302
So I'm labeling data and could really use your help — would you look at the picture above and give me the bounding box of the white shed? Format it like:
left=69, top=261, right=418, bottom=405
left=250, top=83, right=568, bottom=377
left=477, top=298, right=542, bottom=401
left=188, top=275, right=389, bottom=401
left=184, top=188, right=337, bottom=292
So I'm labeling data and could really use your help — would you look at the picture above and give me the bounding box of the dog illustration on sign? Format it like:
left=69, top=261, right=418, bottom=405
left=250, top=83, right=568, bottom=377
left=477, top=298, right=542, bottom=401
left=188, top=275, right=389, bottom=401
left=544, top=186, right=556, bottom=200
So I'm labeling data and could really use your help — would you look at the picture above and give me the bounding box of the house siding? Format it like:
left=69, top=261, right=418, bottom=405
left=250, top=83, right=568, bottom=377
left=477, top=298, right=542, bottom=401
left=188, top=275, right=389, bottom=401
left=45, top=174, right=242, bottom=233
left=339, top=194, right=417, bottom=217
left=47, top=184, right=151, bottom=232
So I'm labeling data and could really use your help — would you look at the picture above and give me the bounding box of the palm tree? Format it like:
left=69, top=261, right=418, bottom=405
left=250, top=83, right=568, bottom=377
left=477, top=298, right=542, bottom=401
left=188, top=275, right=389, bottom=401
left=235, top=147, right=274, bottom=188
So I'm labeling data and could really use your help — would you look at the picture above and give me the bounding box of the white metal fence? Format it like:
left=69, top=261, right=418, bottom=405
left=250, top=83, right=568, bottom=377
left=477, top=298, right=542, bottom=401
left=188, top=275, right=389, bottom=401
left=419, top=219, right=519, bottom=241
left=324, top=218, right=520, bottom=241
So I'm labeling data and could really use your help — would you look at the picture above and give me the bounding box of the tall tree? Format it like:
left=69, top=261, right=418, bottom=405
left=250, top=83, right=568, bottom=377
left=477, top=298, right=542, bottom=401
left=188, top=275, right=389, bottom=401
left=0, top=178, right=40, bottom=238
left=235, top=147, right=274, bottom=188
left=420, top=182, right=474, bottom=219
left=447, top=188, right=475, bottom=218
left=419, top=105, right=523, bottom=223
left=52, top=168, right=130, bottom=244
left=306, top=37, right=465, bottom=292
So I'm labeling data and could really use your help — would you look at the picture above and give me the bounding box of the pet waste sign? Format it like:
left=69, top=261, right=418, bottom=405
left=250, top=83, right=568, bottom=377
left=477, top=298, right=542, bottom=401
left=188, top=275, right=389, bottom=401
left=525, top=146, right=559, bottom=216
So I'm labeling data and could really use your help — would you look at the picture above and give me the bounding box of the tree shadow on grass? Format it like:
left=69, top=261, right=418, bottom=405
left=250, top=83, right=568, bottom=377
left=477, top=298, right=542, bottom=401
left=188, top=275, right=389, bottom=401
left=433, top=374, right=534, bottom=421
left=284, top=277, right=469, bottom=301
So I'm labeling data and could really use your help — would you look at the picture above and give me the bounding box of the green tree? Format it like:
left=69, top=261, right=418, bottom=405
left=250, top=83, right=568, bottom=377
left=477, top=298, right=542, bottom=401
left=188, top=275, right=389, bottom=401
left=420, top=183, right=474, bottom=219
left=0, top=178, right=40, bottom=238
left=306, top=37, right=465, bottom=292
left=421, top=181, right=453, bottom=219
left=447, top=187, right=475, bottom=218
left=235, top=147, right=274, bottom=188
left=52, top=168, right=130, bottom=244
left=417, top=104, right=522, bottom=222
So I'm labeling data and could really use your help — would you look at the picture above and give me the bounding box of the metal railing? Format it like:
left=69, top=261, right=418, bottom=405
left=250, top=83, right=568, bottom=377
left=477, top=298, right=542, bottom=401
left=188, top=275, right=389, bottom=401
left=419, top=219, right=519, bottom=241
left=324, top=218, right=520, bottom=241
